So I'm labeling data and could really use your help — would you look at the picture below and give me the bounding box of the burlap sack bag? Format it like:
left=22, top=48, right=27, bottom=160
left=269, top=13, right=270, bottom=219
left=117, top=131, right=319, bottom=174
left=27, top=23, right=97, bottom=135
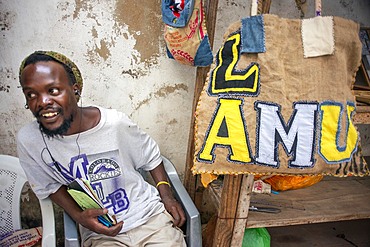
left=193, top=14, right=369, bottom=177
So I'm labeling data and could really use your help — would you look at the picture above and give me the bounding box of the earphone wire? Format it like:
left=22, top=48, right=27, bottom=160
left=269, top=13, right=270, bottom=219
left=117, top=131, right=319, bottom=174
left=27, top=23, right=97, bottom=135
left=40, top=91, right=83, bottom=173
left=76, top=93, right=83, bottom=159
left=40, top=132, right=62, bottom=172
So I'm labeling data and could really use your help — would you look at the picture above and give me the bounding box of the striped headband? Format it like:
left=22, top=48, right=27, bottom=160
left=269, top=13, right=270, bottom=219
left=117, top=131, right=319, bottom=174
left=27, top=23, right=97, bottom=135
left=19, top=51, right=83, bottom=92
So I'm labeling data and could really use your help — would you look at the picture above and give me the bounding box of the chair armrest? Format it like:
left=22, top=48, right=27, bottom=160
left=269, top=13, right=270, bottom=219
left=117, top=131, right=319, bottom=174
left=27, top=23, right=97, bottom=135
left=38, top=197, right=56, bottom=246
left=60, top=156, right=202, bottom=247
left=161, top=156, right=202, bottom=247
left=63, top=211, right=80, bottom=247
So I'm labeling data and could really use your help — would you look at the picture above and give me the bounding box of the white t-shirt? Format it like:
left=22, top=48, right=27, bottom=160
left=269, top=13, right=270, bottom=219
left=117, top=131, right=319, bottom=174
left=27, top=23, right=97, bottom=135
left=17, top=106, right=165, bottom=240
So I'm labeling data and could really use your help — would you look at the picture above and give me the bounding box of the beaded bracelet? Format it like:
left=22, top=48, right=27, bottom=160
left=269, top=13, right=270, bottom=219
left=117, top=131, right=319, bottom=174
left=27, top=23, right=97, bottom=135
left=156, top=181, right=171, bottom=188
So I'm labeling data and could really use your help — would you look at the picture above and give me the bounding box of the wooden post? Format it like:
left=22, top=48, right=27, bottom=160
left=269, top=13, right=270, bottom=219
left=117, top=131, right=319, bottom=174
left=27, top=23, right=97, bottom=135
left=257, top=0, right=271, bottom=15
left=230, top=174, right=255, bottom=246
left=212, top=175, right=243, bottom=247
left=212, top=2, right=271, bottom=246
left=184, top=0, right=219, bottom=201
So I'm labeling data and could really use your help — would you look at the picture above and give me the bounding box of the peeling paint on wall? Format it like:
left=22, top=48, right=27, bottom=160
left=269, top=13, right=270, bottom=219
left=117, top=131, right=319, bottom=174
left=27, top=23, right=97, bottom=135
left=58, top=1, right=72, bottom=20
left=0, top=84, right=10, bottom=92
left=114, top=0, right=162, bottom=66
left=0, top=68, right=16, bottom=92
left=91, top=26, right=98, bottom=38
left=72, top=0, right=116, bottom=63
left=154, top=84, right=188, bottom=98
left=73, top=0, right=91, bottom=20
left=133, top=83, right=189, bottom=111
left=95, top=39, right=111, bottom=61
left=121, top=68, right=145, bottom=79
left=0, top=10, right=16, bottom=31
left=69, top=0, right=162, bottom=78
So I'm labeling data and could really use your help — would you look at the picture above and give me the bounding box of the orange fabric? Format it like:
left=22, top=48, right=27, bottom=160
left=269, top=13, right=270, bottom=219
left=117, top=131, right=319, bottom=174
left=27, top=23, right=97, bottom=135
left=263, top=175, right=324, bottom=191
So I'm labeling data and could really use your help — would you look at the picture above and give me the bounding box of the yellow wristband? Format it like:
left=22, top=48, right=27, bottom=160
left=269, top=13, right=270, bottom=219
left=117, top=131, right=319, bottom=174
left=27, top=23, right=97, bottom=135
left=156, top=181, right=170, bottom=188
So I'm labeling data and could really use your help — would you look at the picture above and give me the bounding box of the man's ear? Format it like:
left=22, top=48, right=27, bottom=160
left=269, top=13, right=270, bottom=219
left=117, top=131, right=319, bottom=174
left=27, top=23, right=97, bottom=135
left=73, top=84, right=81, bottom=101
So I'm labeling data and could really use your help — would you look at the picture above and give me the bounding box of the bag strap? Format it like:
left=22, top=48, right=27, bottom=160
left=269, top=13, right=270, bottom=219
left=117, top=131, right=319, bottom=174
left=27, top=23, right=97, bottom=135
left=251, top=0, right=322, bottom=17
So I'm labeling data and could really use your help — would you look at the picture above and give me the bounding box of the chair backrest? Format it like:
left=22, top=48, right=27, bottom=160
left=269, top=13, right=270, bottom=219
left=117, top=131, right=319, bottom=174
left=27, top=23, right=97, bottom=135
left=0, top=154, right=56, bottom=246
left=0, top=155, right=26, bottom=235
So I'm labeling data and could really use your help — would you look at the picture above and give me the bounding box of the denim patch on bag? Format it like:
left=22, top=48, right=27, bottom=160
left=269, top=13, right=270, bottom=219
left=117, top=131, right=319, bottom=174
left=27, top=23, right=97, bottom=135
left=241, top=15, right=266, bottom=53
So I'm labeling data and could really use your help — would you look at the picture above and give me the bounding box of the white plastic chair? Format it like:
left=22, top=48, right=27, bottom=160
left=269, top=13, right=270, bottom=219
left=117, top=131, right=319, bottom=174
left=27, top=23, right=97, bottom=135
left=64, top=155, right=202, bottom=247
left=0, top=154, right=56, bottom=246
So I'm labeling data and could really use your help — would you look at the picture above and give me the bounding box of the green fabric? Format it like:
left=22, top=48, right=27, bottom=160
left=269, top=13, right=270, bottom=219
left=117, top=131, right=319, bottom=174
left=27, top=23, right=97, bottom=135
left=242, top=228, right=270, bottom=247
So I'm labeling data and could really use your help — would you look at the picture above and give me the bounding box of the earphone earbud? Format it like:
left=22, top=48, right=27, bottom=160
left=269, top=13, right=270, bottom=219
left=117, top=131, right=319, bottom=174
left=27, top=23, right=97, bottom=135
left=75, top=90, right=81, bottom=96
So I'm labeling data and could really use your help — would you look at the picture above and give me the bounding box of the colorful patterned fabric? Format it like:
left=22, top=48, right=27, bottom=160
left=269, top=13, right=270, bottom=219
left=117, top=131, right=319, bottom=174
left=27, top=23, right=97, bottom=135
left=162, top=0, right=194, bottom=28
left=164, top=0, right=213, bottom=67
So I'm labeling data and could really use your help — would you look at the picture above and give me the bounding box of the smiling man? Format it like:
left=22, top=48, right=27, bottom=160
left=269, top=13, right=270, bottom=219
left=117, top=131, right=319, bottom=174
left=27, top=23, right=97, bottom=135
left=17, top=51, right=186, bottom=246
left=20, top=53, right=82, bottom=138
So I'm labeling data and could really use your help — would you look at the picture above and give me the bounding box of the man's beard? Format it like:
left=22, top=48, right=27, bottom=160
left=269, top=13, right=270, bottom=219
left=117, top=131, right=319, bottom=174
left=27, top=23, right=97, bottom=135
left=38, top=115, right=74, bottom=138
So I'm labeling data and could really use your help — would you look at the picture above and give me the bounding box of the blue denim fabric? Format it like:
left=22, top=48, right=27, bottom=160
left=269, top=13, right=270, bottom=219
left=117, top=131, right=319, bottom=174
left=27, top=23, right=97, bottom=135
left=162, top=0, right=194, bottom=28
left=166, top=46, right=175, bottom=59
left=241, top=15, right=266, bottom=53
left=166, top=35, right=213, bottom=67
left=194, top=35, right=213, bottom=67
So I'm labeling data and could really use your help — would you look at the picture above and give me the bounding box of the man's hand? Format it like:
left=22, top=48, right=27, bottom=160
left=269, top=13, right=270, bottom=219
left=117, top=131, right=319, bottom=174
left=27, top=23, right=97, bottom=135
left=161, top=196, right=186, bottom=227
left=77, top=208, right=123, bottom=236
left=49, top=186, right=123, bottom=236
left=149, top=161, right=187, bottom=227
